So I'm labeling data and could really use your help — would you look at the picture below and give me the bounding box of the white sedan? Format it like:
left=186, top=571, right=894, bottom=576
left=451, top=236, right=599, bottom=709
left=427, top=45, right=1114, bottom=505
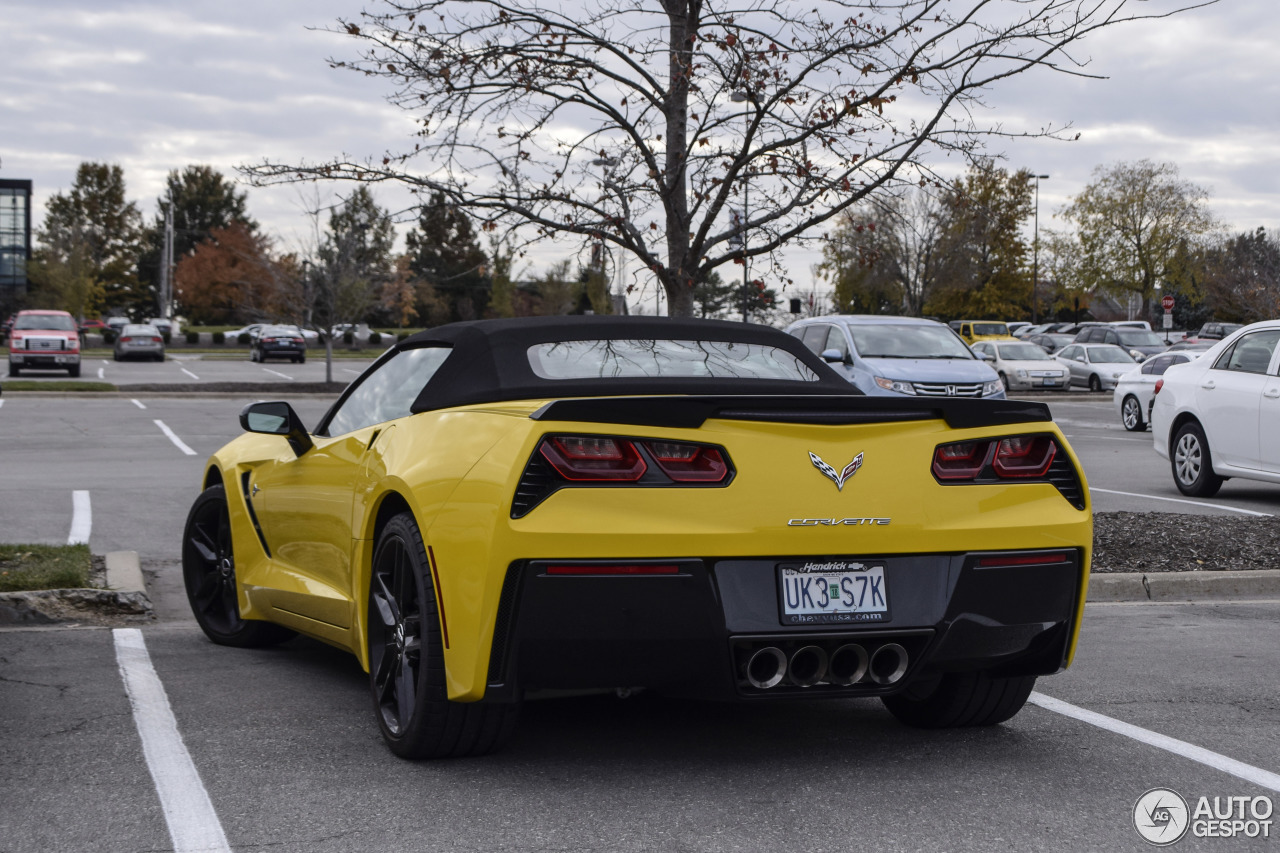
left=1151, top=321, right=1280, bottom=496
left=970, top=340, right=1068, bottom=391
left=1112, top=352, right=1201, bottom=431
left=1054, top=343, right=1138, bottom=391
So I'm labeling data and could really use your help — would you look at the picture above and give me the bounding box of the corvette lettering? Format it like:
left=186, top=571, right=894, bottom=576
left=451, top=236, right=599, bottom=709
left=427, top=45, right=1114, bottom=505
left=787, top=517, right=891, bottom=526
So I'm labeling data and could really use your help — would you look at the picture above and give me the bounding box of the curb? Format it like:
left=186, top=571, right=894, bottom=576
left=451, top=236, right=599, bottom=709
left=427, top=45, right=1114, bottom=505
left=0, top=551, right=152, bottom=625
left=1088, top=569, right=1280, bottom=602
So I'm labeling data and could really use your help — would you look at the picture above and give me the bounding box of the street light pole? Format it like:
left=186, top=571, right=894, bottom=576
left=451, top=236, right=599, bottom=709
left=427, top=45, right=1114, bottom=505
left=731, top=89, right=751, bottom=322
left=1032, top=174, right=1049, bottom=325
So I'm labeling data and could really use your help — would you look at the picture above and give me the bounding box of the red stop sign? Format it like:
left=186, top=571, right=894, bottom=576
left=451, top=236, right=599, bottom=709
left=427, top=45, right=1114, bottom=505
left=1162, top=295, right=1175, bottom=311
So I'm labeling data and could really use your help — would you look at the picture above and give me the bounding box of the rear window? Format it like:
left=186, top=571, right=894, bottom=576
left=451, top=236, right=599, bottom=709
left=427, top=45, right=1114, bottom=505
left=526, top=339, right=820, bottom=381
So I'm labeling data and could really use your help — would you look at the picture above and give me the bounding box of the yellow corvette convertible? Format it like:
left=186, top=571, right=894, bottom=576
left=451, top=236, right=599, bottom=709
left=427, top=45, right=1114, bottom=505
left=183, top=316, right=1091, bottom=758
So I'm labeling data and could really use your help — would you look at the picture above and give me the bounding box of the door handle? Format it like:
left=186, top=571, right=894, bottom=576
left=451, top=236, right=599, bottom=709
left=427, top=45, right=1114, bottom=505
left=1201, top=380, right=1216, bottom=390
left=1265, top=388, right=1280, bottom=399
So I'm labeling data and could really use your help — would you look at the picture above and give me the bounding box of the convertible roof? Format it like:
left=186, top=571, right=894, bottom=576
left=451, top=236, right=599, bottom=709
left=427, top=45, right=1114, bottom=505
left=400, top=315, right=855, bottom=412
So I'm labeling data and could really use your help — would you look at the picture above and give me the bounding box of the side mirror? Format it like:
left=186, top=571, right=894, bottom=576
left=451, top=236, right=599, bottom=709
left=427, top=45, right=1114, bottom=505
left=974, top=351, right=993, bottom=362
left=240, top=401, right=314, bottom=457
left=820, top=348, right=846, bottom=364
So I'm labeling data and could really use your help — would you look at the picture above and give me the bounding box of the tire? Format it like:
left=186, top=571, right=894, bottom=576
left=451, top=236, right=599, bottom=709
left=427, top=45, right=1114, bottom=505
left=368, top=512, right=518, bottom=759
left=68, top=364, right=80, bottom=378
left=1172, top=421, right=1224, bottom=497
left=882, top=671, right=1036, bottom=728
left=297, top=355, right=306, bottom=364
left=998, top=372, right=1009, bottom=391
left=182, top=485, right=295, bottom=647
left=1121, top=395, right=1145, bottom=431
left=1088, top=373, right=1102, bottom=392
left=113, top=353, right=122, bottom=362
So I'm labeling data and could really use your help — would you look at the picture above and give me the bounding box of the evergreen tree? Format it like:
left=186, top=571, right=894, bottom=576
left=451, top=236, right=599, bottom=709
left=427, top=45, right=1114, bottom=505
left=406, top=192, right=489, bottom=322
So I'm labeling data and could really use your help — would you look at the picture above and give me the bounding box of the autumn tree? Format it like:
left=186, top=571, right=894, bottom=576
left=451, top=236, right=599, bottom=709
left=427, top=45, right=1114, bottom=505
left=406, top=192, right=490, bottom=322
left=924, top=164, right=1034, bottom=319
left=38, top=162, right=142, bottom=316
left=139, top=166, right=258, bottom=317
left=1053, top=160, right=1218, bottom=319
left=1198, top=228, right=1280, bottom=322
left=244, top=0, right=1200, bottom=317
left=174, top=222, right=293, bottom=325
left=27, top=235, right=102, bottom=320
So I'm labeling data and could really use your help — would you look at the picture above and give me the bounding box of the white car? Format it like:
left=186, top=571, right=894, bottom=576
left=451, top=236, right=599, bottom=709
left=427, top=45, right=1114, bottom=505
left=1151, top=321, right=1280, bottom=496
left=1054, top=343, right=1138, bottom=391
left=1112, top=351, right=1201, bottom=431
left=970, top=340, right=1068, bottom=391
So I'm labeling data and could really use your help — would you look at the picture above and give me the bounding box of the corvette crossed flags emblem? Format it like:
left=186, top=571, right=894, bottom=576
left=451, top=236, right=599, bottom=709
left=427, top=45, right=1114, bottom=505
left=808, top=451, right=864, bottom=491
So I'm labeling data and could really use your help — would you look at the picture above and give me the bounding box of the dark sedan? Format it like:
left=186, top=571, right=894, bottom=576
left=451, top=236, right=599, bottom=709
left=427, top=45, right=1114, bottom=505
left=250, top=325, right=307, bottom=363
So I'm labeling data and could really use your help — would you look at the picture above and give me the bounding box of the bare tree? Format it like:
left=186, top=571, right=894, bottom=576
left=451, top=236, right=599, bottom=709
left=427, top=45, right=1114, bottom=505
left=244, top=0, right=1208, bottom=317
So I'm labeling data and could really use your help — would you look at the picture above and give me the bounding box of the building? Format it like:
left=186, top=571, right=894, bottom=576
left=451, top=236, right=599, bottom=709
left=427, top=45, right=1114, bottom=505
left=0, top=179, right=33, bottom=311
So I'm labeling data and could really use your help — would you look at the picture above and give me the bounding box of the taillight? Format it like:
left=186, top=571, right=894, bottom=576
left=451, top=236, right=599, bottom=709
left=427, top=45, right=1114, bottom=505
left=151, top=336, right=163, bottom=344
left=643, top=441, right=729, bottom=482
left=292, top=337, right=304, bottom=344
left=976, top=553, right=1069, bottom=568
left=931, top=440, right=991, bottom=480
left=121, top=336, right=133, bottom=343
left=1153, top=378, right=1164, bottom=396
left=264, top=337, right=279, bottom=344
left=540, top=436, right=647, bottom=481
left=933, top=434, right=1061, bottom=482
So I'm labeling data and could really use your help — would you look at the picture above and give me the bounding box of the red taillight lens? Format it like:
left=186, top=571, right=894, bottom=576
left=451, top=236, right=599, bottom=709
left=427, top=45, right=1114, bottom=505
left=1153, top=378, right=1164, bottom=396
left=976, top=553, right=1069, bottom=568
left=992, top=436, right=1056, bottom=478
left=151, top=336, right=163, bottom=344
left=932, top=440, right=991, bottom=480
left=643, top=441, right=729, bottom=483
left=120, top=336, right=133, bottom=343
left=264, top=337, right=278, bottom=344
left=292, top=337, right=304, bottom=344
left=540, top=436, right=647, bottom=481
left=545, top=564, right=680, bottom=576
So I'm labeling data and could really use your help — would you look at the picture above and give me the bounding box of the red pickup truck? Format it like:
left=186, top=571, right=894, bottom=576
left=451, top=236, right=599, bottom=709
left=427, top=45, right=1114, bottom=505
left=7, top=309, right=82, bottom=377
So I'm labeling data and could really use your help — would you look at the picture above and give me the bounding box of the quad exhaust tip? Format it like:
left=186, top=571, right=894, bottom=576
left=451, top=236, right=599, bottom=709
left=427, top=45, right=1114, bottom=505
left=868, top=642, right=909, bottom=685
left=827, top=643, right=869, bottom=686
left=787, top=645, right=829, bottom=687
left=746, top=647, right=787, bottom=689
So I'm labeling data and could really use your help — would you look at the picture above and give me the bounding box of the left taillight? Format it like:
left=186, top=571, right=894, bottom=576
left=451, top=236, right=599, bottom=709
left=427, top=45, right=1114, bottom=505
left=513, top=434, right=734, bottom=517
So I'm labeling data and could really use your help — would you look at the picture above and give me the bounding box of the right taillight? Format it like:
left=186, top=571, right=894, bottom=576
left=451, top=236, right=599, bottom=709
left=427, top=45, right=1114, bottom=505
left=643, top=441, right=728, bottom=482
left=1153, top=378, right=1164, bottom=396
left=932, top=434, right=1066, bottom=484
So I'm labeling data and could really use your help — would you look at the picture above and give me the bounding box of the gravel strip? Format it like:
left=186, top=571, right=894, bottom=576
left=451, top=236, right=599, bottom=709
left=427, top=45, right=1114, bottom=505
left=1092, top=511, right=1280, bottom=573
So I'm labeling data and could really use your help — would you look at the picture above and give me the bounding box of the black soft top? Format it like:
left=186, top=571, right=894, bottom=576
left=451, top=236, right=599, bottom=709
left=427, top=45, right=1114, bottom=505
left=402, top=315, right=855, bottom=412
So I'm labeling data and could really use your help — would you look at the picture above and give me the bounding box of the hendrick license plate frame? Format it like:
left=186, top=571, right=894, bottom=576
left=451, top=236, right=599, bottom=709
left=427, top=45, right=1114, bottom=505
left=777, top=560, right=890, bottom=625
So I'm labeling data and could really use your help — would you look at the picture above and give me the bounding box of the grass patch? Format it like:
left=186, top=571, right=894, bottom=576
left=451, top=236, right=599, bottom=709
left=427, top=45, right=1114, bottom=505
left=2, top=380, right=117, bottom=392
left=0, top=544, right=92, bottom=592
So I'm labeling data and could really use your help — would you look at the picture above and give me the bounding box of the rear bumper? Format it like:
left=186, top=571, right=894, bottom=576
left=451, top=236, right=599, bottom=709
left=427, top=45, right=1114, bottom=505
left=483, top=549, right=1083, bottom=702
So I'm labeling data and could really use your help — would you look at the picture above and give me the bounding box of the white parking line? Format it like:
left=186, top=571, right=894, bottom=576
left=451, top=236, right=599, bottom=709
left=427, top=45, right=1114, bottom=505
left=68, top=490, right=91, bottom=545
left=342, top=368, right=362, bottom=375
left=1030, top=692, right=1280, bottom=793
left=101, top=359, right=109, bottom=365
left=113, top=629, right=232, bottom=853
left=262, top=367, right=293, bottom=380
left=131, top=399, right=147, bottom=409
left=0, top=399, right=5, bottom=409
left=97, top=367, right=105, bottom=379
left=1090, top=487, right=1273, bottom=517
left=154, top=419, right=197, bottom=456
left=180, top=367, right=200, bottom=380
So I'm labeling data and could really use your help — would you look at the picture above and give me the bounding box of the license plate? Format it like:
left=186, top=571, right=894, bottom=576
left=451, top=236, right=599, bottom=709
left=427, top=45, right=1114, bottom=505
left=1041, top=378, right=1059, bottom=386
left=778, top=561, right=889, bottom=625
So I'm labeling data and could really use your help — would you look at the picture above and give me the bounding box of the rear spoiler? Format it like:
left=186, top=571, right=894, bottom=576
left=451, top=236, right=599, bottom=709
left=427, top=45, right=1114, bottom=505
left=530, top=396, right=1052, bottom=431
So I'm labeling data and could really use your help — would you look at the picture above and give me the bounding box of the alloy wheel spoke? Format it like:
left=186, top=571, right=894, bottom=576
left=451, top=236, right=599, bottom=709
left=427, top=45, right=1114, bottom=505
left=190, top=522, right=219, bottom=564
left=396, top=656, right=416, bottom=726
left=373, top=646, right=396, bottom=704
left=373, top=573, right=400, bottom=625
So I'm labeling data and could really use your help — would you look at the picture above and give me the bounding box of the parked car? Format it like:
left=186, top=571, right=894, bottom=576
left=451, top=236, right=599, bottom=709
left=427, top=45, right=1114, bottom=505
left=1109, top=320, right=1153, bottom=331
left=183, top=316, right=1091, bottom=758
left=1166, top=340, right=1216, bottom=353
left=79, top=319, right=110, bottom=335
left=1072, top=325, right=1168, bottom=362
left=250, top=325, right=307, bottom=363
left=1006, top=321, right=1033, bottom=337
left=1025, top=333, right=1076, bottom=355
left=1184, top=322, right=1244, bottom=343
left=954, top=320, right=1016, bottom=345
left=786, top=315, right=1004, bottom=398
left=1151, top=321, right=1280, bottom=496
left=113, top=324, right=166, bottom=362
left=970, top=340, right=1068, bottom=391
left=1054, top=343, right=1138, bottom=391
left=7, top=309, right=81, bottom=377
left=1112, top=352, right=1202, bottom=431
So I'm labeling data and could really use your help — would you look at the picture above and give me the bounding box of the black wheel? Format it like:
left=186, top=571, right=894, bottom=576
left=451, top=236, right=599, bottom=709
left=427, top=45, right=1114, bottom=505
left=67, top=364, right=80, bottom=378
left=1172, top=421, right=1223, bottom=497
left=368, top=512, right=518, bottom=758
left=113, top=352, right=122, bottom=362
left=882, top=671, right=1036, bottom=728
left=1121, top=395, right=1145, bottom=431
left=1088, top=373, right=1102, bottom=392
left=297, top=355, right=306, bottom=363
left=998, top=372, right=1009, bottom=391
left=182, top=485, right=295, bottom=647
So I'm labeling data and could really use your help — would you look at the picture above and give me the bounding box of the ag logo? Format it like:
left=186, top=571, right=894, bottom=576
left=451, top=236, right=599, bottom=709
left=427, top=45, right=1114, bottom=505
left=808, top=451, right=863, bottom=491
left=1134, top=788, right=1190, bottom=846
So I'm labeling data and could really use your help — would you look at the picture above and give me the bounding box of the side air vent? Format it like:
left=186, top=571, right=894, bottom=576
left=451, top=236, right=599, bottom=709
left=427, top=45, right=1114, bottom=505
left=239, top=470, right=272, bottom=556
left=511, top=453, right=559, bottom=519
left=1046, top=453, right=1086, bottom=510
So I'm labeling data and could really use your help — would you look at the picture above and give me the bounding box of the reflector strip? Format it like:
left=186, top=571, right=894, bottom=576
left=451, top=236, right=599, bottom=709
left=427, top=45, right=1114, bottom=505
left=545, top=564, right=681, bottom=576
left=976, top=553, right=1069, bottom=567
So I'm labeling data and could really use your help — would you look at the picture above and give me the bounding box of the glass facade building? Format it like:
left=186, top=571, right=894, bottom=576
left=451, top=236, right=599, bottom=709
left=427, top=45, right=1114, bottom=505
left=1, top=179, right=33, bottom=306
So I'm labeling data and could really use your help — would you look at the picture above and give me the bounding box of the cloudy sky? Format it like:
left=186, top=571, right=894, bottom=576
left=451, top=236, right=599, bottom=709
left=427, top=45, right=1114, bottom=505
left=3, top=0, right=1277, bottom=312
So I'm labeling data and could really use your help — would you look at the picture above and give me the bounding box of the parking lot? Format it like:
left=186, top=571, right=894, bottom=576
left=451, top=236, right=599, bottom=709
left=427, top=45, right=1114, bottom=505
left=2, top=369, right=1279, bottom=851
